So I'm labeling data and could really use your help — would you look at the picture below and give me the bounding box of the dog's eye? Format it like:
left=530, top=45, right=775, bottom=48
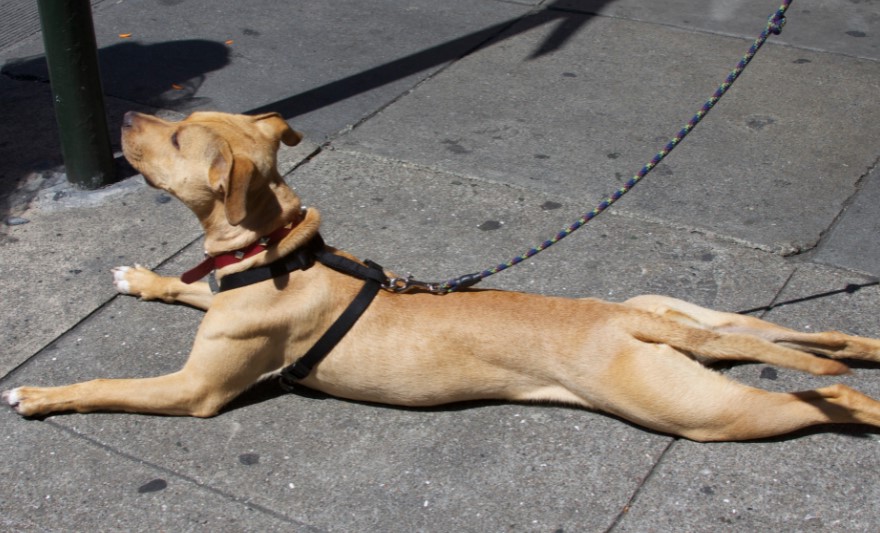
left=171, top=131, right=180, bottom=150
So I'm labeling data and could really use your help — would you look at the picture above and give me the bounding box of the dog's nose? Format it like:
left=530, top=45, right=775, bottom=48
left=122, top=111, right=136, bottom=129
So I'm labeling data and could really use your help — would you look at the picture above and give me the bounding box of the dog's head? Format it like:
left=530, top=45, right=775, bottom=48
left=122, top=111, right=305, bottom=252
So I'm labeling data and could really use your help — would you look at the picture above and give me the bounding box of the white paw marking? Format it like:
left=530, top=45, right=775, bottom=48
left=2, top=388, right=21, bottom=408
left=113, top=266, right=132, bottom=294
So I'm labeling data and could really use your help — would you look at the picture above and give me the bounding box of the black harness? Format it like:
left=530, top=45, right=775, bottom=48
left=219, top=234, right=386, bottom=390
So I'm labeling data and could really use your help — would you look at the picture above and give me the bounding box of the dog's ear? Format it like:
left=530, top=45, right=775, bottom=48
left=252, top=112, right=303, bottom=147
left=208, top=141, right=254, bottom=226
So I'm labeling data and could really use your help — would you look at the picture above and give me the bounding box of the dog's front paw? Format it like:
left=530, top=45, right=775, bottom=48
left=3, top=387, right=65, bottom=417
left=113, top=265, right=164, bottom=300
left=3, top=388, right=34, bottom=417
left=2, top=388, right=21, bottom=409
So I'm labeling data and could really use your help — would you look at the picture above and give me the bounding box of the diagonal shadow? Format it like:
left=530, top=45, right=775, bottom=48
left=738, top=281, right=880, bottom=316
left=248, top=1, right=612, bottom=119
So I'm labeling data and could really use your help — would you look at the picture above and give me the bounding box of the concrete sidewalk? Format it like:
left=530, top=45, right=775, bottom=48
left=1, top=0, right=879, bottom=531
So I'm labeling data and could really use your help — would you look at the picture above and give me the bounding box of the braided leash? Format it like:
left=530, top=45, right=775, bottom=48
left=391, top=1, right=793, bottom=294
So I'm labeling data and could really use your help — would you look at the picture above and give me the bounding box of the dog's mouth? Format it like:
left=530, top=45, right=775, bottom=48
left=120, top=146, right=159, bottom=189
left=120, top=128, right=160, bottom=190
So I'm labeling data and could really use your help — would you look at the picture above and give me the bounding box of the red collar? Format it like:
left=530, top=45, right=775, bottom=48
left=181, top=223, right=293, bottom=284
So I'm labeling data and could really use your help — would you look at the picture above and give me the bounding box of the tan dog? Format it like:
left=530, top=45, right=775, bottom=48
left=5, top=110, right=880, bottom=442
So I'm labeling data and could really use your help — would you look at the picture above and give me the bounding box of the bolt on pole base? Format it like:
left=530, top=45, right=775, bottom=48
left=37, top=0, right=116, bottom=189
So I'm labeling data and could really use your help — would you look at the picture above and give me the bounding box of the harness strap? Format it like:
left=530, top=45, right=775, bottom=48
left=279, top=269, right=382, bottom=389
left=314, top=249, right=388, bottom=285
left=216, top=233, right=387, bottom=386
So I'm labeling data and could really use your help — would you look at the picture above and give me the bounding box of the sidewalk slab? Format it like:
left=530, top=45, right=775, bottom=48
left=0, top=418, right=310, bottom=532
left=339, top=12, right=880, bottom=255
left=811, top=165, right=880, bottom=278
left=615, top=431, right=880, bottom=532
left=0, top=171, right=199, bottom=378
left=563, top=0, right=880, bottom=60
left=0, top=0, right=110, bottom=54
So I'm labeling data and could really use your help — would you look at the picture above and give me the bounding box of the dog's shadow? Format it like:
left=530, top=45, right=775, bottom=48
left=224, top=377, right=509, bottom=414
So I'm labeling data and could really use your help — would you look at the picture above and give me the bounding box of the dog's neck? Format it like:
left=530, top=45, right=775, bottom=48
left=213, top=206, right=322, bottom=279
left=202, top=177, right=303, bottom=256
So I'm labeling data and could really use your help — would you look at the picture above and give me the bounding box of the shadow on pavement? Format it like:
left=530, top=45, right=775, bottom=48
left=0, top=39, right=230, bottom=220
left=249, top=2, right=610, bottom=119
left=0, top=0, right=610, bottom=219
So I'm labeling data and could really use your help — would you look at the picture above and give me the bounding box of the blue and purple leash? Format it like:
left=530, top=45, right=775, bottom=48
left=389, top=0, right=793, bottom=294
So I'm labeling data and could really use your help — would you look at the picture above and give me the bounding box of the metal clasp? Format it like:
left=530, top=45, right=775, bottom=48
left=384, top=275, right=441, bottom=294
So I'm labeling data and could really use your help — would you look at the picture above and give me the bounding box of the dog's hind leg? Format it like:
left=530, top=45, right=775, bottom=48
left=581, top=341, right=880, bottom=441
left=113, top=265, right=213, bottom=311
left=623, top=295, right=880, bottom=365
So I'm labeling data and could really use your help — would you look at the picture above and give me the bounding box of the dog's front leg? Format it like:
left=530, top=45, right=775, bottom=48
left=3, top=333, right=277, bottom=417
left=113, top=265, right=213, bottom=311
left=2, top=373, right=216, bottom=417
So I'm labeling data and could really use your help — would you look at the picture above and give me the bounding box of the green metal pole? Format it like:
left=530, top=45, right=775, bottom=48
left=37, top=0, right=115, bottom=189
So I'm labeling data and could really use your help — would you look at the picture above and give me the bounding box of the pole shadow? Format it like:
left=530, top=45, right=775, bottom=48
left=0, top=39, right=230, bottom=221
